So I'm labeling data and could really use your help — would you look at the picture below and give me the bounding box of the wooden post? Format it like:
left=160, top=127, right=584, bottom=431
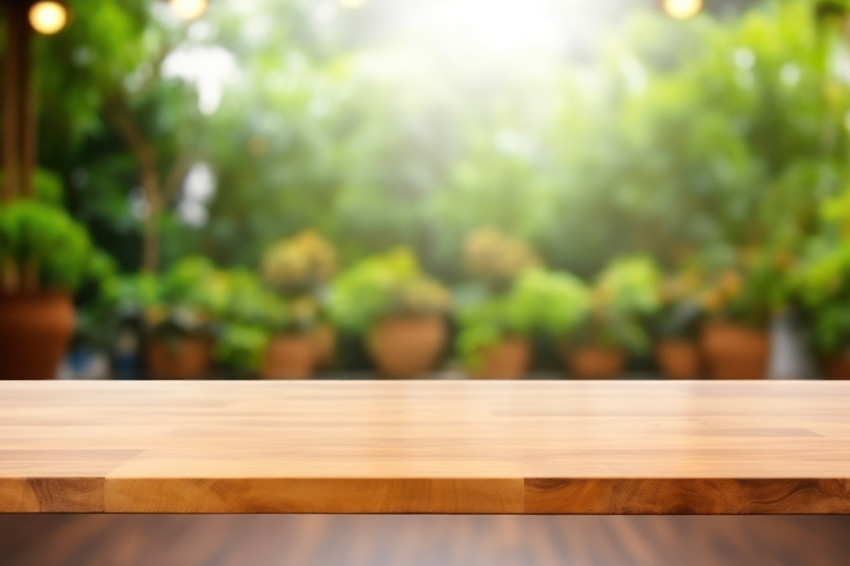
left=3, top=1, right=35, bottom=202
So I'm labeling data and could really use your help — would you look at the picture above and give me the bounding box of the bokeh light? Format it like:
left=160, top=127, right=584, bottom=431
left=663, top=0, right=702, bottom=20
left=28, top=1, right=68, bottom=35
left=170, top=0, right=210, bottom=21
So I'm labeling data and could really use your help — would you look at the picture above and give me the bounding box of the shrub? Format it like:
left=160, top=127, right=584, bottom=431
left=261, top=231, right=336, bottom=296
left=0, top=200, right=105, bottom=293
left=455, top=269, right=589, bottom=368
left=463, top=227, right=540, bottom=292
left=329, top=248, right=450, bottom=334
left=212, top=270, right=318, bottom=371
left=697, top=247, right=790, bottom=327
left=117, top=256, right=220, bottom=338
left=568, top=256, right=661, bottom=352
left=793, top=238, right=850, bottom=353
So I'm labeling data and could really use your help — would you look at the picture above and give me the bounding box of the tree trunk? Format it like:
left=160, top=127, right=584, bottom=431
left=140, top=165, right=162, bottom=273
left=107, top=95, right=163, bottom=273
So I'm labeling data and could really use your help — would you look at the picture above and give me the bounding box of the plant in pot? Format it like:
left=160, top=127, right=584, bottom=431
left=119, top=257, right=218, bottom=379
left=562, top=257, right=660, bottom=379
left=261, top=231, right=337, bottom=369
left=213, top=270, right=319, bottom=379
left=329, top=248, right=450, bottom=378
left=653, top=267, right=705, bottom=379
left=456, top=269, right=589, bottom=379
left=698, top=249, right=785, bottom=380
left=0, top=201, right=109, bottom=379
left=463, top=227, right=540, bottom=293
left=792, top=238, right=850, bottom=379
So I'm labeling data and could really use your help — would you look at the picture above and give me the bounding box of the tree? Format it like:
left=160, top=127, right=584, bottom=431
left=36, top=0, right=202, bottom=272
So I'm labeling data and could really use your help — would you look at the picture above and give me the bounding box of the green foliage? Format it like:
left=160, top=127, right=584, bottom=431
left=595, top=256, right=662, bottom=318
left=329, top=248, right=450, bottom=334
left=455, top=269, right=590, bottom=368
left=209, top=269, right=320, bottom=370
left=793, top=237, right=850, bottom=352
left=512, top=270, right=591, bottom=337
left=698, top=246, right=790, bottom=327
left=260, top=231, right=336, bottom=296
left=0, top=200, right=103, bottom=292
left=117, top=256, right=220, bottom=336
left=455, top=298, right=525, bottom=370
left=159, top=257, right=219, bottom=313
left=33, top=169, right=64, bottom=206
left=210, top=271, right=281, bottom=370
left=569, top=256, right=662, bottom=352
left=28, top=0, right=850, bottom=353
left=654, top=267, right=704, bottom=340
left=215, top=323, right=270, bottom=372
left=463, top=227, right=541, bottom=292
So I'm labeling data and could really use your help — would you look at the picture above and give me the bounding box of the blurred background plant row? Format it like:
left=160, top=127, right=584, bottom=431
left=5, top=0, right=850, bottom=378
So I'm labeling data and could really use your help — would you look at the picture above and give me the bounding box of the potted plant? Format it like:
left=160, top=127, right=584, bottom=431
left=653, top=267, right=704, bottom=379
left=562, top=257, right=660, bottom=379
left=330, top=248, right=450, bottom=378
left=213, top=270, right=319, bottom=379
left=793, top=238, right=850, bottom=379
left=456, top=294, right=531, bottom=379
left=456, top=269, right=589, bottom=379
left=261, top=231, right=337, bottom=368
left=698, top=249, right=785, bottom=380
left=119, top=257, right=218, bottom=379
left=463, top=227, right=540, bottom=293
left=0, top=201, right=109, bottom=379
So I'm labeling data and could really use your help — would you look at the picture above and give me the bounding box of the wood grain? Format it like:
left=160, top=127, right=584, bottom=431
left=0, top=380, right=848, bottom=513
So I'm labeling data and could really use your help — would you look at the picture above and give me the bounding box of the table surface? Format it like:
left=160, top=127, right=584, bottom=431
left=1, top=380, right=849, bottom=514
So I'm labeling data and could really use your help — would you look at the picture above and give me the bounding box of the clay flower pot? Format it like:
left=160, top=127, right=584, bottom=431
left=823, top=353, right=850, bottom=380
left=147, top=337, right=212, bottom=379
left=471, top=338, right=531, bottom=379
left=369, top=315, right=446, bottom=378
left=262, top=334, right=316, bottom=379
left=567, top=347, right=626, bottom=379
left=656, top=340, right=701, bottom=379
left=0, top=293, right=75, bottom=379
left=310, top=323, right=336, bottom=369
left=701, top=322, right=768, bottom=380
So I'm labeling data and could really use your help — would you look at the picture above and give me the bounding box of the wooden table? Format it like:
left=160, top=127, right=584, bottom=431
left=1, top=380, right=848, bottom=514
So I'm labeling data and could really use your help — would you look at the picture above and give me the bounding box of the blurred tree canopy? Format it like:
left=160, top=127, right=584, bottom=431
left=27, top=0, right=850, bottom=279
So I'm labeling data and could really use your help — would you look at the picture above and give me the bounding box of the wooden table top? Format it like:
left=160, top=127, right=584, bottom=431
left=1, top=380, right=849, bottom=514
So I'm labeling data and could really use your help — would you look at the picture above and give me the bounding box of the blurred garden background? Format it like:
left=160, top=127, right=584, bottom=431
left=3, top=0, right=850, bottom=380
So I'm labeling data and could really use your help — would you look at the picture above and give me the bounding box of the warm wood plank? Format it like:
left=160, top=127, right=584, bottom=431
left=0, top=478, right=103, bottom=513
left=0, top=380, right=849, bottom=513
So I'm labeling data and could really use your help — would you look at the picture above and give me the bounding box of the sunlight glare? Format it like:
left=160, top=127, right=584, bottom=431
left=408, top=0, right=564, bottom=60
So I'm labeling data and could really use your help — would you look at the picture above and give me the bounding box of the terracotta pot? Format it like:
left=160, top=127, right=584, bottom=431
left=701, top=322, right=769, bottom=380
left=311, top=324, right=336, bottom=369
left=147, top=337, right=212, bottom=379
left=567, top=347, right=626, bottom=379
left=0, top=293, right=74, bottom=379
left=369, top=315, right=446, bottom=378
left=824, top=353, right=850, bottom=380
left=656, top=340, right=701, bottom=379
left=472, top=338, right=531, bottom=379
left=262, top=334, right=315, bottom=379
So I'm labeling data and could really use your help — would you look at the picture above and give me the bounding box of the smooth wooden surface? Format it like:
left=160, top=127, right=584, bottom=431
left=0, top=380, right=849, bottom=514
left=4, top=514, right=850, bottom=566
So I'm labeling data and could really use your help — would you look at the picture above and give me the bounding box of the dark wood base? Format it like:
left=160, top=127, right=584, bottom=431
left=2, top=515, right=849, bottom=566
